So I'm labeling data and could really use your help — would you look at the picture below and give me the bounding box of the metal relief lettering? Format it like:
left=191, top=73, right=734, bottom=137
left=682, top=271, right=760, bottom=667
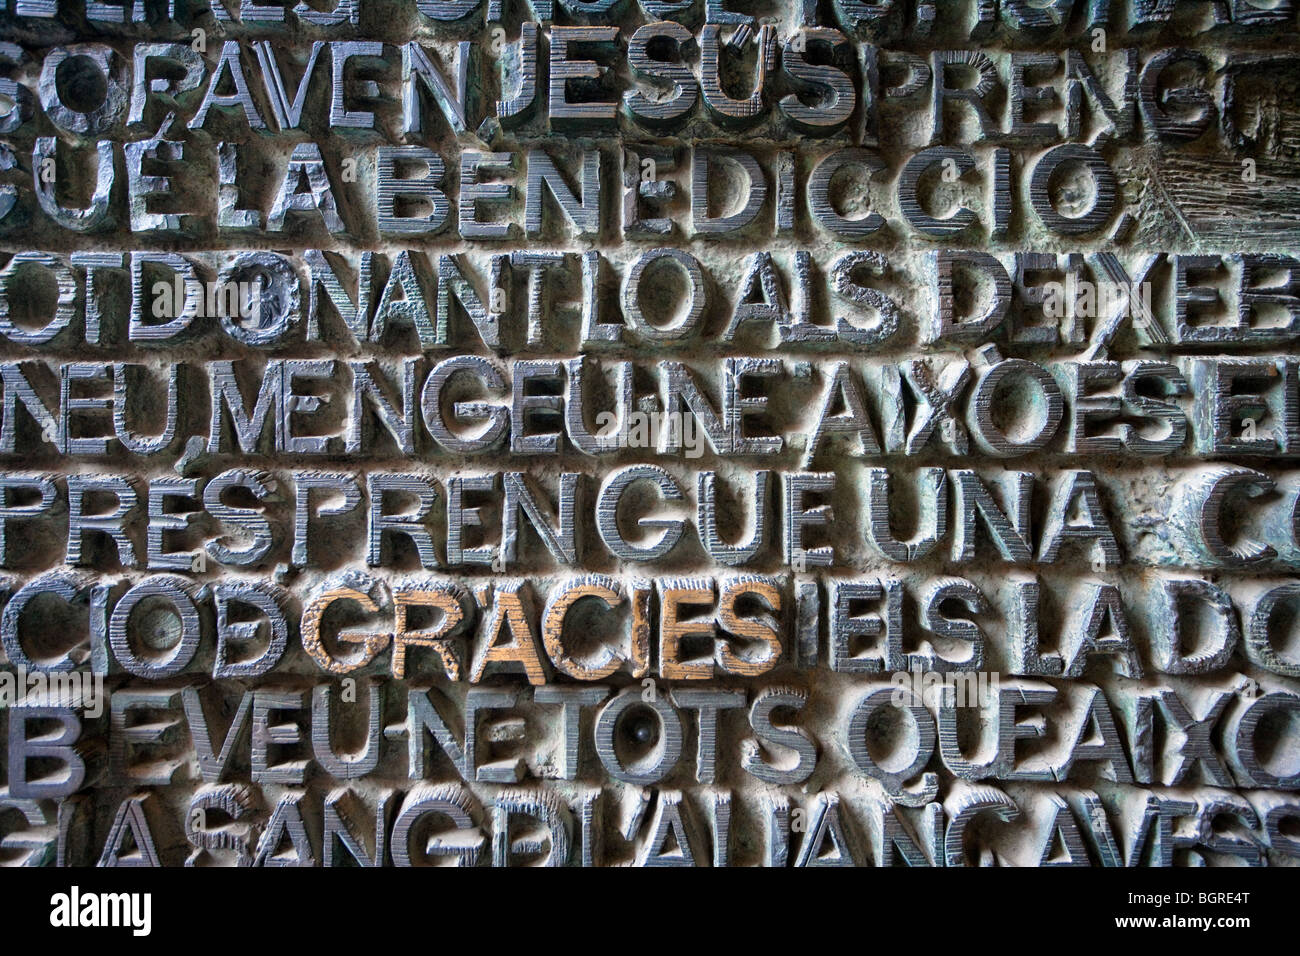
left=0, top=0, right=1296, bottom=871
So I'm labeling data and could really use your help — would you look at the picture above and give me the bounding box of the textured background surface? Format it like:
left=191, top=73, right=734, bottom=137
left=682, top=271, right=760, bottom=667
left=0, top=0, right=1297, bottom=866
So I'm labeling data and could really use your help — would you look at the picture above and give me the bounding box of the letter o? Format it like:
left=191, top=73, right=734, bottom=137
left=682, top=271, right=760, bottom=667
left=1029, top=143, right=1118, bottom=235
left=1232, top=693, right=1300, bottom=788
left=108, top=574, right=202, bottom=678
left=38, top=44, right=129, bottom=134
left=0, top=253, right=76, bottom=345
left=593, top=687, right=683, bottom=785
left=621, top=248, right=706, bottom=343
left=1247, top=584, right=1300, bottom=678
left=968, top=358, right=1064, bottom=457
left=216, top=251, right=302, bottom=346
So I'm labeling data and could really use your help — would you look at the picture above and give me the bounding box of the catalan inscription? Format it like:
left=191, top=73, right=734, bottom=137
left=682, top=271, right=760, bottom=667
left=0, top=0, right=1297, bottom=867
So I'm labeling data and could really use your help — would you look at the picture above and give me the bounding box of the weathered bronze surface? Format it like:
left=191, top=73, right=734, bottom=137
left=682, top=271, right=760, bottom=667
left=0, top=0, right=1297, bottom=867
